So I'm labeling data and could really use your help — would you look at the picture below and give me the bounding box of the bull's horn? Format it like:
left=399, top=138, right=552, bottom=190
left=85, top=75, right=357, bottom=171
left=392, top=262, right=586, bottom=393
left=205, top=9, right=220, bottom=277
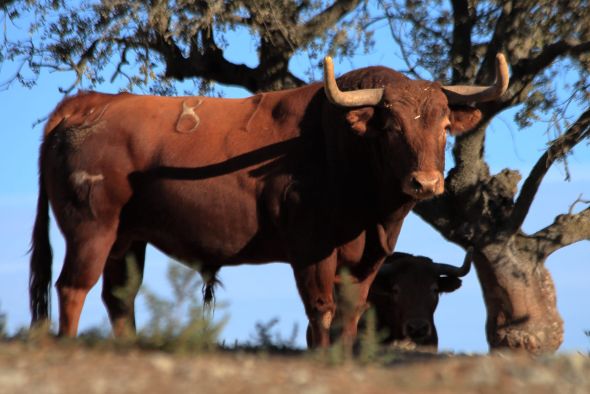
left=442, top=54, right=509, bottom=104
left=434, top=247, right=473, bottom=277
left=323, top=56, right=384, bottom=107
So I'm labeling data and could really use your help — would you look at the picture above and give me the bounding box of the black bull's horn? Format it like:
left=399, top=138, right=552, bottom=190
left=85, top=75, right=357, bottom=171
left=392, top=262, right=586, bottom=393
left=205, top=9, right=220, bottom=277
left=434, top=247, right=474, bottom=277
left=323, top=54, right=509, bottom=107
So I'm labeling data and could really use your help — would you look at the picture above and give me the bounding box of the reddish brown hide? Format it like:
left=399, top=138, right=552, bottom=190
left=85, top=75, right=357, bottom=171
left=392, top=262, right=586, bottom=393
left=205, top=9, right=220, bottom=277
left=30, top=55, right=507, bottom=347
left=368, top=249, right=472, bottom=349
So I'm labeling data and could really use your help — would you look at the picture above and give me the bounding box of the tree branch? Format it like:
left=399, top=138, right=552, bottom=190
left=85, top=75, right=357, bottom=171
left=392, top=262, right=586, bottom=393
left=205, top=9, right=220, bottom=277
left=143, top=25, right=264, bottom=92
left=512, top=39, right=590, bottom=84
left=413, top=194, right=467, bottom=245
left=297, top=0, right=362, bottom=46
left=500, top=39, right=590, bottom=105
left=378, top=1, right=426, bottom=80
left=449, top=0, right=474, bottom=82
left=529, top=206, right=590, bottom=258
left=474, top=1, right=514, bottom=84
left=509, top=107, right=590, bottom=232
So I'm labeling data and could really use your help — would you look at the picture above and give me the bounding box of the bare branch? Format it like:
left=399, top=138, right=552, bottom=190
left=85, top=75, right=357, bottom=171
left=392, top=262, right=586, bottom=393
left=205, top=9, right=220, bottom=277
left=378, top=0, right=426, bottom=80
left=0, top=59, right=26, bottom=91
left=509, top=108, right=590, bottom=232
left=298, top=0, right=362, bottom=46
left=568, top=194, right=590, bottom=215
left=110, top=45, right=130, bottom=83
left=530, top=206, right=590, bottom=258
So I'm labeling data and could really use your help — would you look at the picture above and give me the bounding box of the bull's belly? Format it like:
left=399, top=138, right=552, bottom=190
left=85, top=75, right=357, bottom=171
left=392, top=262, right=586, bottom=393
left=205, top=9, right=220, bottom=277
left=121, top=177, right=282, bottom=265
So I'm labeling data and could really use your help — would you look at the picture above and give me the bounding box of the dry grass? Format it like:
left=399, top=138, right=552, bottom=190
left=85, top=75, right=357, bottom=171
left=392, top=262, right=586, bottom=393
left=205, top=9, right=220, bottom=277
left=0, top=338, right=588, bottom=394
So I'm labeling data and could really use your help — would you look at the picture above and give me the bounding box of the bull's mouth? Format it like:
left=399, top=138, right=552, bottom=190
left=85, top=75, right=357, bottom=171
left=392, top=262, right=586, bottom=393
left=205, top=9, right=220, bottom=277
left=406, top=335, right=436, bottom=345
left=403, top=186, right=443, bottom=200
left=403, top=318, right=434, bottom=342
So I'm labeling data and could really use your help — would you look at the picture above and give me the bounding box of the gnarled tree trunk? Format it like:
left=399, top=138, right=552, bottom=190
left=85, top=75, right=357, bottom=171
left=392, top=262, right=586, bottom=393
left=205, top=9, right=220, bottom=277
left=474, top=240, right=563, bottom=353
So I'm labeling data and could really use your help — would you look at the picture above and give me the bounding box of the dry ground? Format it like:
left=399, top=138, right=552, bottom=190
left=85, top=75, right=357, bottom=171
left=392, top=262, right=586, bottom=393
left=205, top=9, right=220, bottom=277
left=0, top=341, right=589, bottom=394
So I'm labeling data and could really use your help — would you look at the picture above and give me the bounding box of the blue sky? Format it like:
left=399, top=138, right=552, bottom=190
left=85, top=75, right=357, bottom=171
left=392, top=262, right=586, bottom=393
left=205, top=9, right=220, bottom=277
left=0, top=16, right=588, bottom=352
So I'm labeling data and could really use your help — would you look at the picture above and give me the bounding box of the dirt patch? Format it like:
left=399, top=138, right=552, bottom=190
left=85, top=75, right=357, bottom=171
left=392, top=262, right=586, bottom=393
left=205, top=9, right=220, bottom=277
left=0, top=341, right=588, bottom=393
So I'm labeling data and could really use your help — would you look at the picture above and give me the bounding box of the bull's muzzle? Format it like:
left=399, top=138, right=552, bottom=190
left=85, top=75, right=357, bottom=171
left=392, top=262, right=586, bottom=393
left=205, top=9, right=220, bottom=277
left=403, top=171, right=444, bottom=200
left=403, top=319, right=433, bottom=341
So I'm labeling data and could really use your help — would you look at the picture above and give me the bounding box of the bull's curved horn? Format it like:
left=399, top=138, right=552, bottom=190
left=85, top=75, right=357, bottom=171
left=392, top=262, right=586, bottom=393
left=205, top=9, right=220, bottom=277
left=434, top=247, right=473, bottom=277
left=323, top=56, right=384, bottom=107
left=442, top=54, right=509, bottom=104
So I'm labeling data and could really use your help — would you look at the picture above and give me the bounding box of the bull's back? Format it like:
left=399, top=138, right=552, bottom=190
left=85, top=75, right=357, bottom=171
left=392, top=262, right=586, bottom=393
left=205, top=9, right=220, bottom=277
left=42, top=90, right=299, bottom=264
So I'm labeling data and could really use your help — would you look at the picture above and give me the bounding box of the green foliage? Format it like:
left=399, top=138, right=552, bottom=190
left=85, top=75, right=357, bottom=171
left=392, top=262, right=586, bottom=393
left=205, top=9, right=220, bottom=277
left=137, top=262, right=226, bottom=353
left=380, top=0, right=590, bottom=129
left=356, top=307, right=379, bottom=363
left=0, top=303, right=6, bottom=338
left=1, top=0, right=373, bottom=94
left=320, top=269, right=382, bottom=364
left=77, top=324, right=112, bottom=347
left=240, top=318, right=300, bottom=353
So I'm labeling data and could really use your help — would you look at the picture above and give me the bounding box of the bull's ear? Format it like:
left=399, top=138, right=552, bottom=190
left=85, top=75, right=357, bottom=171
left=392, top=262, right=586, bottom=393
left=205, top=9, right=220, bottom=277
left=449, top=105, right=482, bottom=135
left=345, top=107, right=377, bottom=136
left=438, top=276, right=462, bottom=293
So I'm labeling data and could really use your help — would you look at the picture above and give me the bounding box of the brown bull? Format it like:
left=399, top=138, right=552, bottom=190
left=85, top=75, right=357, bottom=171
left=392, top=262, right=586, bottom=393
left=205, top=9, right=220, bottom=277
left=30, top=54, right=508, bottom=347
left=368, top=248, right=472, bottom=349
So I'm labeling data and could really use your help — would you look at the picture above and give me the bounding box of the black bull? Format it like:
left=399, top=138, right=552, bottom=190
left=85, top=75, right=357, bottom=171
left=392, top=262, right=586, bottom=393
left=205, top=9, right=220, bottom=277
left=307, top=249, right=472, bottom=348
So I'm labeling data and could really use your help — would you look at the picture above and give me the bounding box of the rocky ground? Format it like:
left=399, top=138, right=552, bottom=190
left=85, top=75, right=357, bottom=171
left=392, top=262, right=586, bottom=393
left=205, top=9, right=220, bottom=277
left=0, top=340, right=589, bottom=394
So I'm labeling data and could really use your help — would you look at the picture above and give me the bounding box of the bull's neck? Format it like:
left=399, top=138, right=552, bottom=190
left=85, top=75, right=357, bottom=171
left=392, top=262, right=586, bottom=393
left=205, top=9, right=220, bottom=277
left=328, top=149, right=414, bottom=241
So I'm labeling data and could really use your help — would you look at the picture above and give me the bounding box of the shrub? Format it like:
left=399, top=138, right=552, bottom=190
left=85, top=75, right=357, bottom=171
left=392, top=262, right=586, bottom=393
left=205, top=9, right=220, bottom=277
left=137, top=262, right=226, bottom=353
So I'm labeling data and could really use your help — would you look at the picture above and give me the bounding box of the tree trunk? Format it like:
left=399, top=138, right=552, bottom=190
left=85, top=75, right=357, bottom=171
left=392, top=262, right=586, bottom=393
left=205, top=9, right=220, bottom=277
left=473, top=239, right=564, bottom=354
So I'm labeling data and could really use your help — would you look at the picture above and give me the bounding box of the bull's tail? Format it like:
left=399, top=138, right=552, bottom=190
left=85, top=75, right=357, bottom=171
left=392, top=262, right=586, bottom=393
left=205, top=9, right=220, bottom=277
left=202, top=270, right=222, bottom=313
left=29, top=146, right=53, bottom=326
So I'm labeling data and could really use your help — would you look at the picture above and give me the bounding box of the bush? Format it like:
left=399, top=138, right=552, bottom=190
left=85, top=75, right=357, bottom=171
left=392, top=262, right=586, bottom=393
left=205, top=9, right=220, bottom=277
left=137, top=262, right=226, bottom=353
left=0, top=303, right=6, bottom=338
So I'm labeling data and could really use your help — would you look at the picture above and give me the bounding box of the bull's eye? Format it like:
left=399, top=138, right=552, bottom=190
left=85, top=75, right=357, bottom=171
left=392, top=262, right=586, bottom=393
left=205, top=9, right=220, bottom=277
left=444, top=125, right=452, bottom=134
left=386, top=124, right=402, bottom=136
left=391, top=284, right=400, bottom=298
left=430, top=284, right=439, bottom=295
left=385, top=117, right=402, bottom=135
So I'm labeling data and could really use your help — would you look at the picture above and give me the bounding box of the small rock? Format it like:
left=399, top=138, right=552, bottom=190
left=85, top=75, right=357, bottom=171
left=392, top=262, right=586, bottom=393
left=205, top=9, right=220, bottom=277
left=149, top=355, right=175, bottom=374
left=0, top=370, right=27, bottom=389
left=291, top=369, right=311, bottom=385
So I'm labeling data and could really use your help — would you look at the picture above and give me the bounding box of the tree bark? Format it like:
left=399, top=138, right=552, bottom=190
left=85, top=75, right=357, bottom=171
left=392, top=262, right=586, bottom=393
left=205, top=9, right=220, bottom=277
left=473, top=239, right=563, bottom=354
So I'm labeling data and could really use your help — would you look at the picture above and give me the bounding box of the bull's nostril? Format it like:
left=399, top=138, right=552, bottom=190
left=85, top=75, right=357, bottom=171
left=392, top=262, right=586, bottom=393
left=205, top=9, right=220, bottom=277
left=405, top=321, right=431, bottom=339
left=411, top=177, right=422, bottom=192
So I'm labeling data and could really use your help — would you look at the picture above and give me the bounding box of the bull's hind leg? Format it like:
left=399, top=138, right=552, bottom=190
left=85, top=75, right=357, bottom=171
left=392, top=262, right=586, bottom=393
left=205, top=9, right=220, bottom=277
left=101, top=241, right=146, bottom=337
left=56, top=222, right=118, bottom=337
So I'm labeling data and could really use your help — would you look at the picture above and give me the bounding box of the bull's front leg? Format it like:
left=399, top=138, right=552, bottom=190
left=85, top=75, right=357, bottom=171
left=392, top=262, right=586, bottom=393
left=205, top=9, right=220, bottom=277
left=293, top=250, right=338, bottom=348
left=335, top=217, right=404, bottom=348
left=336, top=264, right=382, bottom=348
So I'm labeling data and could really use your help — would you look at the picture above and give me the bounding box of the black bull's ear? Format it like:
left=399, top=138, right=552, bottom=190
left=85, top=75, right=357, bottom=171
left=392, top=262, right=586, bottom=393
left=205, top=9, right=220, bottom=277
left=449, top=105, right=482, bottom=135
left=438, top=276, right=462, bottom=293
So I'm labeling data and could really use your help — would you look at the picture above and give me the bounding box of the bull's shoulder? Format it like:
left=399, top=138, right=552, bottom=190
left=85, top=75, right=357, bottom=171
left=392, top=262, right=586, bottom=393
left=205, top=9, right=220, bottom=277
left=44, top=91, right=132, bottom=136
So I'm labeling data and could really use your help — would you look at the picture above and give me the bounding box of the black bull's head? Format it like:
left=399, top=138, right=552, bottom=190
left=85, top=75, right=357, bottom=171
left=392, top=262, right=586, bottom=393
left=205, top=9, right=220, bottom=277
left=368, top=249, right=474, bottom=347
left=305, top=249, right=473, bottom=348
